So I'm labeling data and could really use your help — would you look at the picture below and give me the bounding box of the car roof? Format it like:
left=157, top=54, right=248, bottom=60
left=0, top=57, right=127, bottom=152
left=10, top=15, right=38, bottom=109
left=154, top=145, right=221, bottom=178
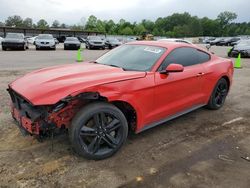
left=126, top=41, right=211, bottom=55
left=127, top=40, right=193, bottom=49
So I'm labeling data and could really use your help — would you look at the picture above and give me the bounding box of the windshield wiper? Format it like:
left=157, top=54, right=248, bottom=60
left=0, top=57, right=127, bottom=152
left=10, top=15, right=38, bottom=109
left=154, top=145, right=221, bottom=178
left=108, top=64, right=126, bottom=71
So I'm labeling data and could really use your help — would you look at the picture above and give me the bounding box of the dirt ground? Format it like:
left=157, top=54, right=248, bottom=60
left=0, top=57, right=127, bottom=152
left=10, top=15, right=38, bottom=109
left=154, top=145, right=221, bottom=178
left=0, top=44, right=250, bottom=188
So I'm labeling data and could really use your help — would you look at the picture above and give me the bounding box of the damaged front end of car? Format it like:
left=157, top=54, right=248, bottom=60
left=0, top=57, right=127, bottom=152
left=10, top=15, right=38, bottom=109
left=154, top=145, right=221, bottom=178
left=7, top=87, right=102, bottom=140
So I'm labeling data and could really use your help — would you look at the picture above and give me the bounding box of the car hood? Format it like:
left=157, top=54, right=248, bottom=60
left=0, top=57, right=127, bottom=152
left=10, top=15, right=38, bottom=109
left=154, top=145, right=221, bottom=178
left=234, top=45, right=250, bottom=50
left=3, top=39, right=24, bottom=43
left=36, top=39, right=54, bottom=43
left=89, top=40, right=104, bottom=43
left=9, top=62, right=146, bottom=105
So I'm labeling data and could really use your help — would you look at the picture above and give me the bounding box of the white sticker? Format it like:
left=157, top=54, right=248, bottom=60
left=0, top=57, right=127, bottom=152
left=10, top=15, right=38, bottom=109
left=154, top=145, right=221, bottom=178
left=144, top=47, right=162, bottom=54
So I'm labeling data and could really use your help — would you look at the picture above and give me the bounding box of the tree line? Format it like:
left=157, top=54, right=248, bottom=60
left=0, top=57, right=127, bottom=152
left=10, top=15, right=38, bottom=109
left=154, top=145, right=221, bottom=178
left=0, top=11, right=249, bottom=37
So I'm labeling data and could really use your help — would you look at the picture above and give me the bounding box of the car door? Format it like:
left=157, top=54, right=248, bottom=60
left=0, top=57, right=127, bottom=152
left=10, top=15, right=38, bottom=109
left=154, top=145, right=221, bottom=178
left=151, top=47, right=206, bottom=122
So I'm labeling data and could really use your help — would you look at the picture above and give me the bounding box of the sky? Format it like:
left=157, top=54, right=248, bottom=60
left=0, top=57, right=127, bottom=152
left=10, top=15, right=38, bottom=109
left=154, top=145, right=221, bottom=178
left=0, top=0, right=249, bottom=25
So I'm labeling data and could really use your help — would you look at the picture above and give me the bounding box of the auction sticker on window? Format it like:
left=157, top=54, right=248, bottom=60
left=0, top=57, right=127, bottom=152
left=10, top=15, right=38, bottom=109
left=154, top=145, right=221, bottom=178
left=144, top=47, right=162, bottom=54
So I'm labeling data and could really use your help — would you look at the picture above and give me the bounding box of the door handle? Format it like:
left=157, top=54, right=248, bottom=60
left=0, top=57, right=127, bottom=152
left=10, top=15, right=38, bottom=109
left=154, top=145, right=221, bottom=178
left=196, top=72, right=205, bottom=77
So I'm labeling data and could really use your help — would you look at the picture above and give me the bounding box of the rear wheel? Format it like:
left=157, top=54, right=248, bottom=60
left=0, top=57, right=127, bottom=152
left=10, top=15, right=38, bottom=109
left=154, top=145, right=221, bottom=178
left=207, top=78, right=229, bottom=110
left=2, top=46, right=6, bottom=51
left=69, top=102, right=128, bottom=160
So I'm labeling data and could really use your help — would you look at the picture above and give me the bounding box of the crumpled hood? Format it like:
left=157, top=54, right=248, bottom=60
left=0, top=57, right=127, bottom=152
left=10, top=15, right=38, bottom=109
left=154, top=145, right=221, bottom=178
left=9, top=62, right=146, bottom=105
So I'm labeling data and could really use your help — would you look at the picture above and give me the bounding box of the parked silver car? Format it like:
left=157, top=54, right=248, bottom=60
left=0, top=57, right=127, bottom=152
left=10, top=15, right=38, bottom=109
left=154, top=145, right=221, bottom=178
left=35, top=34, right=56, bottom=50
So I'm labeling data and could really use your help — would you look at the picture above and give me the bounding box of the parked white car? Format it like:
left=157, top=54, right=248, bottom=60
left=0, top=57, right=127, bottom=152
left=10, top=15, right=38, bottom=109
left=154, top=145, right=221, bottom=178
left=35, top=34, right=56, bottom=50
left=158, top=38, right=193, bottom=45
left=27, top=36, right=37, bottom=45
left=0, top=36, right=3, bottom=45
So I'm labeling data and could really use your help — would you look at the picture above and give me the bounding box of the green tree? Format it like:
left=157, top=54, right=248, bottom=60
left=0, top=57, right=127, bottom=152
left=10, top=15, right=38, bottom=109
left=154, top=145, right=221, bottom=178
left=85, top=15, right=98, bottom=31
left=120, top=26, right=133, bottom=35
left=71, top=24, right=84, bottom=31
left=52, top=20, right=60, bottom=28
left=36, top=19, right=49, bottom=29
left=60, top=23, right=67, bottom=28
left=217, top=11, right=237, bottom=27
left=141, top=19, right=154, bottom=32
left=23, top=18, right=33, bottom=28
left=104, top=20, right=116, bottom=34
left=96, top=19, right=106, bottom=33
left=133, top=24, right=146, bottom=35
left=5, top=15, right=23, bottom=27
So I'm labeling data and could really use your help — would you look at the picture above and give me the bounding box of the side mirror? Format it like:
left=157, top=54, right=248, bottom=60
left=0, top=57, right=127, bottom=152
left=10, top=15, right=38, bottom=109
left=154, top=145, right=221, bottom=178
left=160, top=63, right=184, bottom=74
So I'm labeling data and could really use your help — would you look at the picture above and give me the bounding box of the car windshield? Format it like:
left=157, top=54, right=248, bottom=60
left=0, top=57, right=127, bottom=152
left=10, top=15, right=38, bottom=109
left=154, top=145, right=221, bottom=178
left=89, top=36, right=102, bottom=40
left=66, top=37, right=78, bottom=41
left=6, top=33, right=23, bottom=39
left=108, top=39, right=119, bottom=42
left=237, top=40, right=250, bottom=46
left=96, top=44, right=166, bottom=71
left=37, top=35, right=53, bottom=39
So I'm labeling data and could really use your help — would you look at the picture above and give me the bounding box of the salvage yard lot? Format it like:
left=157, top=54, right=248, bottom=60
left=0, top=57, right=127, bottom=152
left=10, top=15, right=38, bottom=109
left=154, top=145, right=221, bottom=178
left=0, top=44, right=250, bottom=188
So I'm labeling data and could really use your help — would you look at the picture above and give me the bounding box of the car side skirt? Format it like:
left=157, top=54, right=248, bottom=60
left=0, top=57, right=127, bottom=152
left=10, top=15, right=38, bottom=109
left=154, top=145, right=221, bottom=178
left=137, top=104, right=206, bottom=133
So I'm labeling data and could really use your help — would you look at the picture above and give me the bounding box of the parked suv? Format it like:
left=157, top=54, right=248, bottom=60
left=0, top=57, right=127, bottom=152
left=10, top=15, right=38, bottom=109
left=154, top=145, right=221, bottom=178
left=86, top=36, right=105, bottom=49
left=2, top=33, right=28, bottom=51
left=35, top=34, right=56, bottom=50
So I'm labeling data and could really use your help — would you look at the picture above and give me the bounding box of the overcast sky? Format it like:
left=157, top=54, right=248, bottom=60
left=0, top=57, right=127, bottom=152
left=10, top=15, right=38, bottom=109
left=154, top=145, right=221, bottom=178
left=0, top=0, right=249, bottom=24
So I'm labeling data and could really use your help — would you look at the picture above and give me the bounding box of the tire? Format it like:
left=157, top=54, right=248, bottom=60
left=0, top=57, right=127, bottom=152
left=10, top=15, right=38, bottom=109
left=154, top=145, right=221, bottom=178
left=206, top=78, right=229, bottom=110
left=69, top=102, right=128, bottom=160
left=36, top=46, right=39, bottom=50
left=2, top=46, right=6, bottom=51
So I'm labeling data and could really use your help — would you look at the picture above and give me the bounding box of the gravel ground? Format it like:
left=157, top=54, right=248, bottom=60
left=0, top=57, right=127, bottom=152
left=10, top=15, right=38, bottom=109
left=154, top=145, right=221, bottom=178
left=0, top=44, right=250, bottom=188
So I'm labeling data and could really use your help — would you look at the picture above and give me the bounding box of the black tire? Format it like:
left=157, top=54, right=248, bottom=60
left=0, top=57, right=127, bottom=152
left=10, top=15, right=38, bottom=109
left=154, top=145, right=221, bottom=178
left=69, top=102, right=128, bottom=160
left=36, top=46, right=39, bottom=50
left=206, top=78, right=229, bottom=110
left=2, top=46, right=6, bottom=51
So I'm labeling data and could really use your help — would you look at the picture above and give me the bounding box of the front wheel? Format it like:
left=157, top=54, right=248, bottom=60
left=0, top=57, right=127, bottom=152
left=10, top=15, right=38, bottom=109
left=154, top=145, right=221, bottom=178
left=206, top=78, right=229, bottom=110
left=69, top=102, right=128, bottom=160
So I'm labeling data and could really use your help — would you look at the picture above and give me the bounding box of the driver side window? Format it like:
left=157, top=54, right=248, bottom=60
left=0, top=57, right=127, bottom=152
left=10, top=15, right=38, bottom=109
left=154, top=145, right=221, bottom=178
left=158, top=47, right=209, bottom=71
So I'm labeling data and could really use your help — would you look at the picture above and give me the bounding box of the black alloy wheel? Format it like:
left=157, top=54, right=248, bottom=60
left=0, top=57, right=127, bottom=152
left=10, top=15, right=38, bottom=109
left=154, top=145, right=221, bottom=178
left=69, top=102, right=128, bottom=160
left=207, top=78, right=229, bottom=110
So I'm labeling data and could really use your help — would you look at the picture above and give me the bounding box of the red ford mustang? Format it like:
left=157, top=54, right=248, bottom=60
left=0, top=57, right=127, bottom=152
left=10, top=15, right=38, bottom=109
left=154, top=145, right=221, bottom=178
left=8, top=41, right=234, bottom=160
